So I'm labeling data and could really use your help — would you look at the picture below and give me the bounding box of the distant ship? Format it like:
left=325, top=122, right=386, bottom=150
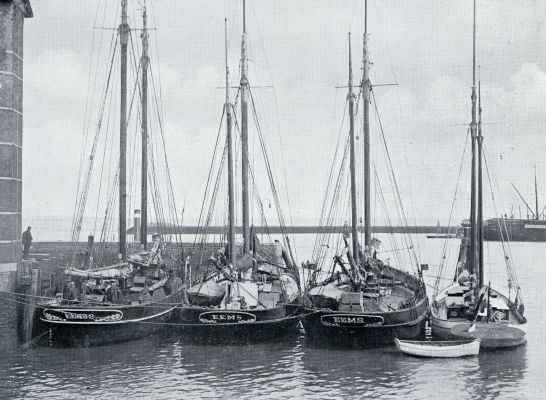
left=483, top=169, right=546, bottom=241
left=426, top=221, right=461, bottom=239
left=483, top=217, right=546, bottom=241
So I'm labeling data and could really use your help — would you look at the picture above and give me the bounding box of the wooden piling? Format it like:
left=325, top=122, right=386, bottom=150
left=20, top=260, right=40, bottom=344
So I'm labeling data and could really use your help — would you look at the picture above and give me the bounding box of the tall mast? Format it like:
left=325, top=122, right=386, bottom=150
left=119, top=0, right=129, bottom=259
left=225, top=18, right=236, bottom=267
left=477, top=78, right=484, bottom=286
left=140, top=4, right=149, bottom=249
left=362, top=0, right=372, bottom=248
left=469, top=0, right=479, bottom=283
left=535, top=166, right=539, bottom=220
left=240, top=0, right=250, bottom=254
left=348, top=33, right=359, bottom=263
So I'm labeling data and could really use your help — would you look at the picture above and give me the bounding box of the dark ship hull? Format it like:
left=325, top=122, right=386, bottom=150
left=37, top=289, right=184, bottom=347
left=484, top=218, right=546, bottom=241
left=302, top=266, right=429, bottom=347
left=301, top=296, right=428, bottom=347
left=168, top=304, right=302, bottom=343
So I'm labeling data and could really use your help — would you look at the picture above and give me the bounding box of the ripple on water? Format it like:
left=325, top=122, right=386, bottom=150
left=0, top=307, right=539, bottom=400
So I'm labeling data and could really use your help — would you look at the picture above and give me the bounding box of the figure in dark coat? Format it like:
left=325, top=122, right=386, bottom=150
left=22, top=227, right=32, bottom=259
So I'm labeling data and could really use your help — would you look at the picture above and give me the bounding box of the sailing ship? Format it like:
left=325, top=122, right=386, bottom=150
left=37, top=0, right=185, bottom=346
left=483, top=170, right=546, bottom=241
left=426, top=220, right=459, bottom=239
left=300, top=1, right=428, bottom=347
left=169, top=2, right=301, bottom=342
left=430, top=0, right=527, bottom=349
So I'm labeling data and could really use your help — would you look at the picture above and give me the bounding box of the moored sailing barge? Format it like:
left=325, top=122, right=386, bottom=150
left=300, top=0, right=428, bottom=346
left=168, top=2, right=302, bottom=342
left=430, top=0, right=527, bottom=349
left=37, top=1, right=185, bottom=346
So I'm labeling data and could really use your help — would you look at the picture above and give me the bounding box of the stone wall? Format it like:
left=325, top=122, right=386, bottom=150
left=0, top=0, right=32, bottom=285
left=0, top=0, right=32, bottom=349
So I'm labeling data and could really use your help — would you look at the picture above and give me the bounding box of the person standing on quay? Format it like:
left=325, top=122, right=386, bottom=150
left=22, top=226, right=33, bottom=259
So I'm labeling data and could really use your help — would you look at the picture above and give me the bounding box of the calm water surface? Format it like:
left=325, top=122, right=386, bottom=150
left=1, top=234, right=544, bottom=399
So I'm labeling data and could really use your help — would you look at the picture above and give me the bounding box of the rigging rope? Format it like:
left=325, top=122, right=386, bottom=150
left=71, top=1, right=117, bottom=246
left=370, top=89, right=420, bottom=274
left=482, top=145, right=523, bottom=304
left=248, top=88, right=296, bottom=266
left=433, top=126, right=470, bottom=296
left=70, top=39, right=119, bottom=247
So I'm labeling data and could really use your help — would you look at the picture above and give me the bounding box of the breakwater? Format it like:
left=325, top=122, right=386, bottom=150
left=126, top=225, right=460, bottom=235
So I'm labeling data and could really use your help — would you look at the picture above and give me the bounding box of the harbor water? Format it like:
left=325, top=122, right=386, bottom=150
left=1, top=233, right=544, bottom=399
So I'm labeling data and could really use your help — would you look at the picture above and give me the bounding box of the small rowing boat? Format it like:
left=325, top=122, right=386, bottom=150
left=394, top=338, right=480, bottom=358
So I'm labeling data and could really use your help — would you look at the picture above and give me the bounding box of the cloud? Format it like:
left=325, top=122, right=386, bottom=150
left=20, top=1, right=546, bottom=232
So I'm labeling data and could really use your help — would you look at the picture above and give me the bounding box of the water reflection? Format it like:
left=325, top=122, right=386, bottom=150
left=472, top=346, right=528, bottom=399
left=0, top=235, right=540, bottom=399
left=0, top=326, right=532, bottom=400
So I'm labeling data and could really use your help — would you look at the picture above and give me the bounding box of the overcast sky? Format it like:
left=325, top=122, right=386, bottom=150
left=20, top=0, right=546, bottom=236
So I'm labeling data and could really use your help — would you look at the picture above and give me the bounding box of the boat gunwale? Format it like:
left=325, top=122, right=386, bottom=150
left=304, top=293, right=429, bottom=317
left=395, top=338, right=479, bottom=346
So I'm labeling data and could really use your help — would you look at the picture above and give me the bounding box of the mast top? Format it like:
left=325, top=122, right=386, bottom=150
left=348, top=33, right=353, bottom=90
left=120, top=0, right=129, bottom=45
left=535, top=165, right=539, bottom=220
left=141, top=5, right=149, bottom=51
left=243, top=0, right=246, bottom=34
left=470, top=0, right=478, bottom=137
left=225, top=18, right=230, bottom=103
left=472, top=0, right=476, bottom=87
left=364, top=0, right=368, bottom=34
left=240, top=0, right=249, bottom=82
left=121, top=0, right=128, bottom=23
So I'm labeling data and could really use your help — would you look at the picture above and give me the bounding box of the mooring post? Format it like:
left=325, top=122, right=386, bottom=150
left=20, top=260, right=39, bottom=344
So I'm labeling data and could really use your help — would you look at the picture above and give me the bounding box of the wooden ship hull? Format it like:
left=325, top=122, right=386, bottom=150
left=37, top=289, right=184, bottom=347
left=302, top=268, right=429, bottom=346
left=170, top=263, right=303, bottom=342
left=168, top=303, right=302, bottom=343
left=394, top=338, right=480, bottom=358
left=301, top=296, right=428, bottom=347
left=431, top=284, right=527, bottom=349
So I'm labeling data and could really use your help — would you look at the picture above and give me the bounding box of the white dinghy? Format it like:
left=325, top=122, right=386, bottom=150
left=395, top=338, right=480, bottom=358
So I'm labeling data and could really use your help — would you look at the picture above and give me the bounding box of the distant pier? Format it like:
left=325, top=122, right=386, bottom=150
left=126, top=225, right=460, bottom=235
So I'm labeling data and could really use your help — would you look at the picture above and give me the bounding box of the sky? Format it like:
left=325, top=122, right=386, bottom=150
left=19, top=0, right=546, bottom=238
